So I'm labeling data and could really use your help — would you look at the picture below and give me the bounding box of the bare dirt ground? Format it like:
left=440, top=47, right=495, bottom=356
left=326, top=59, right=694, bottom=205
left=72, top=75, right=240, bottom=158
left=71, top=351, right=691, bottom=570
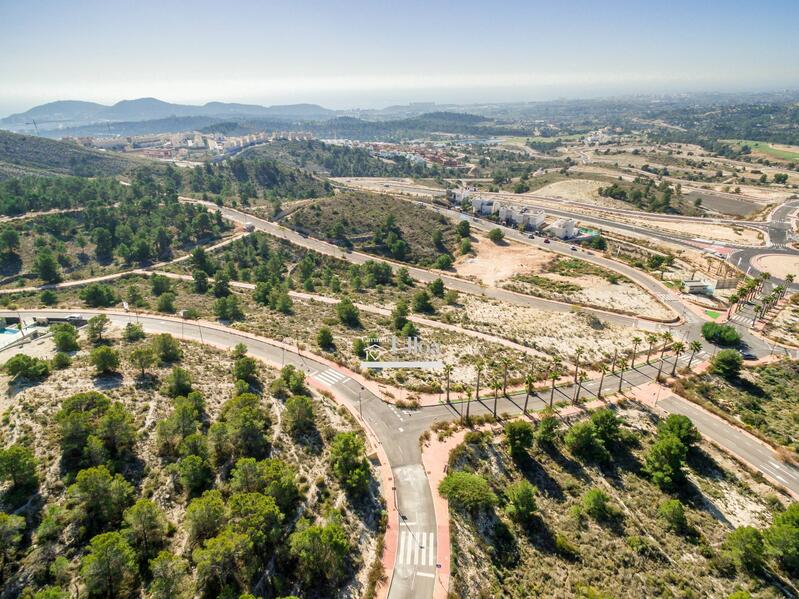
left=752, top=254, right=799, bottom=280
left=441, top=294, right=642, bottom=364
left=617, top=216, right=764, bottom=245
left=532, top=179, right=632, bottom=210
left=453, top=234, right=672, bottom=318
left=765, top=298, right=799, bottom=347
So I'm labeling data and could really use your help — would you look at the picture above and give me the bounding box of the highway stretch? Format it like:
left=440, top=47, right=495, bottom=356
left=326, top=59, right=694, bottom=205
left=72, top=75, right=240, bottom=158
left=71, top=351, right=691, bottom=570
left=6, top=309, right=799, bottom=599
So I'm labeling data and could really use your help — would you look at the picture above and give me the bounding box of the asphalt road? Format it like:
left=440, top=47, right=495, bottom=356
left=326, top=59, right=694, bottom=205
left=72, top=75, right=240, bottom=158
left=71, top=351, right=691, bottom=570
left=183, top=198, right=659, bottom=329
left=7, top=306, right=799, bottom=599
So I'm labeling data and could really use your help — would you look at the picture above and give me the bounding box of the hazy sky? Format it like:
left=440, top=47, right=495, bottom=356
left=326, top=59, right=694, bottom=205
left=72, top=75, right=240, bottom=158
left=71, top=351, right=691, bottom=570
left=2, top=0, right=798, bottom=115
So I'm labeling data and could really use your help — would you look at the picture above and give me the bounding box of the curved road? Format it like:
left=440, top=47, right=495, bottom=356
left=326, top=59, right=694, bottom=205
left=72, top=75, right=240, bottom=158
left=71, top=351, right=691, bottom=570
left=6, top=308, right=799, bottom=599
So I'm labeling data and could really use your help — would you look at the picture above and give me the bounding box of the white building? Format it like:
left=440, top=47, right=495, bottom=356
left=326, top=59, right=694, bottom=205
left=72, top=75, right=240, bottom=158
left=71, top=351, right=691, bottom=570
left=546, top=218, right=577, bottom=239
left=522, top=210, right=546, bottom=229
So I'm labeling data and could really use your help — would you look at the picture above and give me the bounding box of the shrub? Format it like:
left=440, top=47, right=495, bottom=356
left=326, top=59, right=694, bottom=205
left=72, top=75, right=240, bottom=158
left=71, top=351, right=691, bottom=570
left=51, top=323, right=79, bottom=352
left=213, top=295, right=243, bottom=321
left=150, top=274, right=172, bottom=296
left=505, top=480, right=537, bottom=523
left=336, top=297, right=360, bottom=327
left=439, top=471, right=497, bottom=512
left=564, top=420, right=609, bottom=463
left=4, top=354, right=50, bottom=380
left=40, top=289, right=58, bottom=305
left=658, top=499, right=688, bottom=532
left=505, top=420, right=534, bottom=459
left=709, top=349, right=743, bottom=380
left=285, top=395, right=315, bottom=436
left=317, top=326, right=334, bottom=350
left=536, top=415, right=559, bottom=446
left=554, top=533, right=579, bottom=559
left=701, top=322, right=741, bottom=346
left=79, top=283, right=117, bottom=308
left=412, top=290, right=434, bottom=313
left=0, top=443, right=38, bottom=490
left=51, top=352, right=72, bottom=370
left=488, top=228, right=505, bottom=243
left=151, top=334, right=182, bottom=363
left=178, top=455, right=212, bottom=495
left=122, top=323, right=145, bottom=342
left=581, top=488, right=614, bottom=521
left=590, top=409, right=623, bottom=447
left=162, top=367, right=192, bottom=398
left=157, top=292, right=176, bottom=313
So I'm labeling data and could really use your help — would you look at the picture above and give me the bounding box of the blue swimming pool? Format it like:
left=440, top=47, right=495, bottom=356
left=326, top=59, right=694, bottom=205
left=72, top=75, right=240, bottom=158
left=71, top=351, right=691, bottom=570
left=0, top=328, right=20, bottom=336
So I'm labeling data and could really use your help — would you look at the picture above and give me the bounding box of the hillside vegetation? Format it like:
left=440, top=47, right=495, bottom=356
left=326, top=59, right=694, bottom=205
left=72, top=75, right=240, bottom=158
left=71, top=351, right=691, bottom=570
left=443, top=406, right=795, bottom=598
left=287, top=192, right=458, bottom=266
left=0, top=329, right=382, bottom=598
left=0, top=130, right=144, bottom=179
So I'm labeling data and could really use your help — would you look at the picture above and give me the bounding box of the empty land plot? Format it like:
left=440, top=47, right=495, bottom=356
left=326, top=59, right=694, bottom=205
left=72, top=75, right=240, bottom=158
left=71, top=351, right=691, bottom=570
left=454, top=234, right=671, bottom=318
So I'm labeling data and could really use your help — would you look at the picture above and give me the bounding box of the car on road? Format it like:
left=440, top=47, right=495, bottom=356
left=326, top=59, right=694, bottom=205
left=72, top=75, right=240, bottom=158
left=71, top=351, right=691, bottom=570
left=543, top=238, right=551, bottom=244
left=570, top=246, right=577, bottom=251
left=739, top=349, right=757, bottom=361
left=65, top=314, right=84, bottom=323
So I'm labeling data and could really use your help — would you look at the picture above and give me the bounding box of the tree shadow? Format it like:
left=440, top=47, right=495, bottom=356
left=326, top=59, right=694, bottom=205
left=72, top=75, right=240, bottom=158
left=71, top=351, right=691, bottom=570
left=515, top=453, right=565, bottom=501
left=92, top=372, right=124, bottom=390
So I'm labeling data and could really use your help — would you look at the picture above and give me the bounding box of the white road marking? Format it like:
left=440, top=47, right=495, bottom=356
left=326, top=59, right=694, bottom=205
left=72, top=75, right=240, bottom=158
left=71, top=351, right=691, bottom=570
left=313, top=368, right=349, bottom=386
left=427, top=531, right=436, bottom=566
left=416, top=572, right=435, bottom=578
left=398, top=427, right=404, bottom=432
left=397, top=530, right=436, bottom=566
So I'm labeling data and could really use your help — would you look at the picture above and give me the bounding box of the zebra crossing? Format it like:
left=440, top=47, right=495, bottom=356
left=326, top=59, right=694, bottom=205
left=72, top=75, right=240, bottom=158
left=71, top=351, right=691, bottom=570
left=313, top=368, right=349, bottom=387
left=396, top=530, right=436, bottom=568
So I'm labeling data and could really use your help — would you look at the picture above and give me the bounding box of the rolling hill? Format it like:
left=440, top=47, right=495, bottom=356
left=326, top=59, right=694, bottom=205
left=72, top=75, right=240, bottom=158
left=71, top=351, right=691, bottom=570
left=0, top=130, right=146, bottom=179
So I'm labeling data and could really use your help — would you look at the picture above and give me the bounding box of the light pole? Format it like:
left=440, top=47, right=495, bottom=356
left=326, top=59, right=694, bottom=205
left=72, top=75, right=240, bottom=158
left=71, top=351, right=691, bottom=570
left=359, top=385, right=364, bottom=417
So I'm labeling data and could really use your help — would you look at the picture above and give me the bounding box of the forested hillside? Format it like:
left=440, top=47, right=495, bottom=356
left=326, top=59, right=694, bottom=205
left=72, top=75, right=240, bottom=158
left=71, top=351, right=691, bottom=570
left=0, top=130, right=144, bottom=179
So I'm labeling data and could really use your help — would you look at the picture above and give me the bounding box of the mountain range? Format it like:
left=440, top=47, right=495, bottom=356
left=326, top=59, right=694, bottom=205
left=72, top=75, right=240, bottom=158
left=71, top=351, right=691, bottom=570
left=0, top=98, right=336, bottom=133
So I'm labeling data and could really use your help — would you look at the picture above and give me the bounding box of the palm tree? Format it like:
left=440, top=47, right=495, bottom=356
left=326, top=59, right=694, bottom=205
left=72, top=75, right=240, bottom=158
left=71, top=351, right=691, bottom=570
left=727, top=293, right=739, bottom=317
left=463, top=385, right=472, bottom=425
left=687, top=340, right=702, bottom=369
left=573, top=346, right=584, bottom=383
left=523, top=370, right=535, bottom=415
left=631, top=336, right=642, bottom=367
left=659, top=331, right=673, bottom=360
left=610, top=348, right=618, bottom=373
left=573, top=370, right=587, bottom=404
left=443, top=363, right=453, bottom=404
left=597, top=363, right=608, bottom=399
left=474, top=362, right=483, bottom=401
left=501, top=357, right=510, bottom=396
left=671, top=341, right=686, bottom=376
left=616, top=357, right=628, bottom=393
left=645, top=334, right=659, bottom=364
left=549, top=367, right=562, bottom=409
left=490, top=373, right=502, bottom=418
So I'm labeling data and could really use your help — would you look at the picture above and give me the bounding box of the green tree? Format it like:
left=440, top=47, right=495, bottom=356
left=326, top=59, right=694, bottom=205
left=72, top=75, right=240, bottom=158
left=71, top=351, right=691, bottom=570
left=148, top=551, right=192, bottom=599
left=330, top=432, right=370, bottom=495
left=336, top=297, right=360, bottom=327
left=439, top=471, right=498, bottom=512
left=178, top=455, right=212, bottom=495
left=412, top=290, right=434, bottom=313
left=391, top=300, right=409, bottom=331
left=0, top=444, right=38, bottom=490
left=151, top=333, right=182, bottom=363
left=51, top=323, right=79, bottom=352
left=157, top=292, right=177, bottom=313
left=536, top=415, right=559, bottom=446
left=97, top=402, right=136, bottom=460
left=505, top=480, right=538, bottom=524
left=68, top=465, right=133, bottom=532
left=40, top=289, right=58, bottom=305
left=162, top=367, right=192, bottom=398
left=193, top=270, right=209, bottom=294
left=658, top=499, right=688, bottom=533
left=710, top=349, right=743, bottom=380
left=317, top=326, right=334, bottom=349
left=129, top=346, right=155, bottom=377
left=123, top=499, right=168, bottom=563
left=285, top=395, right=315, bottom=436
left=80, top=532, right=139, bottom=598
left=765, top=503, right=799, bottom=574
left=644, top=434, right=688, bottom=490
left=232, top=356, right=258, bottom=384
left=288, top=520, right=350, bottom=587
left=122, top=322, right=145, bottom=342
left=80, top=283, right=117, bottom=307
left=150, top=274, right=172, bottom=296
left=192, top=528, right=254, bottom=598
left=227, top=491, right=284, bottom=550
left=657, top=414, right=700, bottom=449
left=86, top=314, right=110, bottom=344
left=0, top=511, right=25, bottom=578
left=565, top=420, right=609, bottom=463
left=723, top=526, right=765, bottom=573
left=51, top=351, right=72, bottom=370
left=34, top=249, right=61, bottom=283
left=186, top=490, right=226, bottom=544
left=90, top=346, right=120, bottom=375
left=214, top=295, right=244, bottom=321
left=456, top=220, right=471, bottom=238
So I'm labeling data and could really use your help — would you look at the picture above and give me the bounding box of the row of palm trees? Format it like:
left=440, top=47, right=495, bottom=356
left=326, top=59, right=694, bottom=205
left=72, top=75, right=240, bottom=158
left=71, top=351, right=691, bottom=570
left=449, top=332, right=706, bottom=424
